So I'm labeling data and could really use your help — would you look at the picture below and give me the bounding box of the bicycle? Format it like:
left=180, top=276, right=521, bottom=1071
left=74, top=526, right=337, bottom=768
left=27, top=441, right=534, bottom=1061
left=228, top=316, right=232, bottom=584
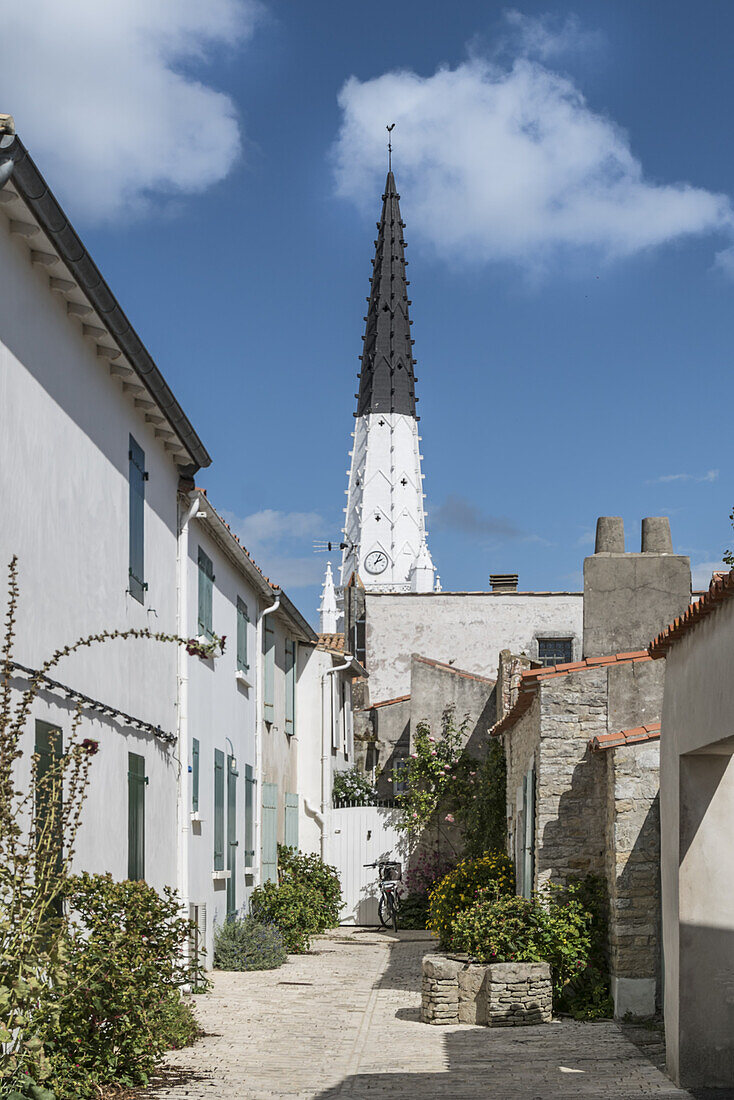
left=364, top=859, right=404, bottom=932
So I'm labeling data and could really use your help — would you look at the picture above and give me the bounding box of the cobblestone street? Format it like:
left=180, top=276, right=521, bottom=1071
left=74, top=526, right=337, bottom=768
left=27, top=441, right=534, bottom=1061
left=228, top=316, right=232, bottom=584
left=144, top=929, right=731, bottom=1099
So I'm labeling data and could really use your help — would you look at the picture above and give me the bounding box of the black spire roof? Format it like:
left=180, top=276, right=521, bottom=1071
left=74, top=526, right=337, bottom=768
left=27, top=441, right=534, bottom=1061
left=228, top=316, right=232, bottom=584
left=356, top=171, right=417, bottom=418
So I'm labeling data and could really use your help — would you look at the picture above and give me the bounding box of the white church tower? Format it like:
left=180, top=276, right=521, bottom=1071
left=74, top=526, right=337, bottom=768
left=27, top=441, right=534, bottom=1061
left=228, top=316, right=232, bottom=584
left=339, top=169, right=436, bottom=594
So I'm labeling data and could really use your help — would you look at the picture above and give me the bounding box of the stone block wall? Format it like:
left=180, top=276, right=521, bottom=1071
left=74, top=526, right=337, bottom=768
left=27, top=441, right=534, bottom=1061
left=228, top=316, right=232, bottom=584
left=421, top=956, right=552, bottom=1027
left=604, top=739, right=660, bottom=1016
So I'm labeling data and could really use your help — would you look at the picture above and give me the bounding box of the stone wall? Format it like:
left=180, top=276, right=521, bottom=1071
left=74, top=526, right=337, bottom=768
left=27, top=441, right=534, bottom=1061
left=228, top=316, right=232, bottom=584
left=420, top=955, right=552, bottom=1027
left=604, top=739, right=660, bottom=1016
left=496, top=649, right=534, bottom=724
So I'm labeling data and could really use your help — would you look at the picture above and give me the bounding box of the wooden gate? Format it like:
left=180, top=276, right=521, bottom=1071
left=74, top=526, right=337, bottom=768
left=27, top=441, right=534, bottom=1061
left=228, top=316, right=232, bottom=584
left=331, top=803, right=407, bottom=925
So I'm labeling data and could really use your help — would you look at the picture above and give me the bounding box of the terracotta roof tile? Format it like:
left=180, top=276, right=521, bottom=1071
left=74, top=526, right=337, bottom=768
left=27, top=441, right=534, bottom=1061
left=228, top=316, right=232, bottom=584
left=362, top=694, right=411, bottom=710
left=590, top=722, right=661, bottom=752
left=650, top=569, right=734, bottom=657
left=317, top=633, right=345, bottom=654
left=492, top=651, right=653, bottom=738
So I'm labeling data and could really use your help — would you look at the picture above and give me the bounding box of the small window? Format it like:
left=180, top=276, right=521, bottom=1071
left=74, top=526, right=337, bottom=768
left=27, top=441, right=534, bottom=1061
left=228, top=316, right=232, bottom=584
left=244, top=764, right=255, bottom=867
left=128, top=752, right=146, bottom=881
left=285, top=638, right=296, bottom=735
left=537, top=638, right=573, bottom=667
left=192, top=737, right=200, bottom=813
left=237, top=598, right=249, bottom=672
left=393, top=758, right=408, bottom=795
left=128, top=436, right=147, bottom=603
left=263, top=621, right=275, bottom=722
left=214, top=749, right=224, bottom=871
left=35, top=720, right=63, bottom=869
left=197, top=547, right=214, bottom=639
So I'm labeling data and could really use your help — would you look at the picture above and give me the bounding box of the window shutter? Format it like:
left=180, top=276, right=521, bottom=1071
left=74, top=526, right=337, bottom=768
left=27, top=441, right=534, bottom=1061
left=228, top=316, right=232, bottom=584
left=244, top=764, right=255, bottom=867
left=263, top=621, right=275, bottom=721
left=197, top=548, right=214, bottom=639
left=285, top=639, right=295, bottom=734
left=128, top=436, right=146, bottom=604
left=192, top=737, right=200, bottom=813
left=127, top=752, right=146, bottom=881
left=237, top=598, right=249, bottom=672
left=284, top=792, right=299, bottom=850
left=35, top=720, right=63, bottom=875
left=227, top=755, right=238, bottom=917
left=261, top=782, right=278, bottom=883
left=214, top=749, right=225, bottom=871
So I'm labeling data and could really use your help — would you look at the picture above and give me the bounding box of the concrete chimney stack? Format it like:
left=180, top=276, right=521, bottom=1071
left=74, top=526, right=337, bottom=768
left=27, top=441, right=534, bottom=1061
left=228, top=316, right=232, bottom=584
left=641, top=516, right=673, bottom=554
left=595, top=516, right=625, bottom=554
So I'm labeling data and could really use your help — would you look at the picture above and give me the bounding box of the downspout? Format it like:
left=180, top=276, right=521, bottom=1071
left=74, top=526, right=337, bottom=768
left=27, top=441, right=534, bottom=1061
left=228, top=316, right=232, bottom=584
left=176, top=493, right=200, bottom=917
left=256, top=590, right=281, bottom=885
left=320, top=656, right=353, bottom=862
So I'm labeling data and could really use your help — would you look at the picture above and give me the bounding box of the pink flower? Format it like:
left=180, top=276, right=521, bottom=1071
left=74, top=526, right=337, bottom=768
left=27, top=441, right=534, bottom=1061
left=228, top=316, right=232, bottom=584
left=410, top=753, right=418, bottom=759
left=445, top=814, right=455, bottom=823
left=469, top=771, right=476, bottom=777
left=428, top=736, right=435, bottom=742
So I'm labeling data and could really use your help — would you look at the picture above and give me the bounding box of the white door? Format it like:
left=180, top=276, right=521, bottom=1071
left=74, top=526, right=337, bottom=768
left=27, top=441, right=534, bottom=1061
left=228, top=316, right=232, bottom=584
left=332, top=805, right=407, bottom=925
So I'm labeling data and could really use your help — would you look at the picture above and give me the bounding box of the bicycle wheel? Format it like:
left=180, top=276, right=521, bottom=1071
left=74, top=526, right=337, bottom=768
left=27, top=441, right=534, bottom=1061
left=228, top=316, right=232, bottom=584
left=378, top=894, right=389, bottom=927
left=391, top=895, right=398, bottom=933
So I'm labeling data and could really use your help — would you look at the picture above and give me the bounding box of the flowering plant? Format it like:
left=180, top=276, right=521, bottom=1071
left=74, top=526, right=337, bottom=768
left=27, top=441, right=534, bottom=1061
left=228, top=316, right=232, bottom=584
left=394, top=708, right=474, bottom=840
left=426, top=852, right=514, bottom=946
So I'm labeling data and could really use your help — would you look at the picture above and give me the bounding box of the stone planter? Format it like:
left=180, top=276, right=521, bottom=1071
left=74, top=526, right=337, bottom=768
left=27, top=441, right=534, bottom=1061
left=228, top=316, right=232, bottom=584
left=421, top=955, right=552, bottom=1027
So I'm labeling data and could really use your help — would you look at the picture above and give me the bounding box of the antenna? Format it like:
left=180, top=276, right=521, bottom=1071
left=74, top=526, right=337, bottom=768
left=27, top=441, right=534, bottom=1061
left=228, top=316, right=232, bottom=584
left=313, top=537, right=356, bottom=555
left=387, top=123, right=395, bottom=172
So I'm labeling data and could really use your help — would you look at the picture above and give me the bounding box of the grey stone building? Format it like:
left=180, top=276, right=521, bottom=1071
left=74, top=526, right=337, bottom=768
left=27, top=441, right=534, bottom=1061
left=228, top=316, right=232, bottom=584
left=493, top=516, right=690, bottom=1018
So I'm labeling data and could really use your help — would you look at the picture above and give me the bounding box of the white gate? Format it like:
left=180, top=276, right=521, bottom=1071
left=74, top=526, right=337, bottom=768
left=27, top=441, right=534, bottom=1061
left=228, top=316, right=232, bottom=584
left=331, top=803, right=407, bottom=925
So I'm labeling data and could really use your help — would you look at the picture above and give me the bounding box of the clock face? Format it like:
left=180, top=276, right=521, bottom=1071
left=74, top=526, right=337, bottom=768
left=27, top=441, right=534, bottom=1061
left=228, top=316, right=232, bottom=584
left=364, top=550, right=388, bottom=575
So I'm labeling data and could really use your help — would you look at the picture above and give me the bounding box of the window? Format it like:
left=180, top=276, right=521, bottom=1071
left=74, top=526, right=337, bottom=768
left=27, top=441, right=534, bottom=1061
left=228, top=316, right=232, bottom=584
left=393, top=758, right=408, bottom=795
left=263, top=621, right=275, bottom=722
left=537, top=638, right=573, bottom=667
left=244, top=764, right=255, bottom=868
left=35, top=720, right=63, bottom=872
left=197, top=547, right=214, bottom=639
left=284, top=792, right=298, bottom=849
left=128, top=752, right=146, bottom=881
left=227, top=754, right=238, bottom=918
left=285, top=638, right=296, bottom=735
left=128, top=436, right=147, bottom=603
left=191, top=737, right=200, bottom=813
left=213, top=749, right=224, bottom=871
left=352, top=612, right=366, bottom=667
left=237, top=598, right=249, bottom=672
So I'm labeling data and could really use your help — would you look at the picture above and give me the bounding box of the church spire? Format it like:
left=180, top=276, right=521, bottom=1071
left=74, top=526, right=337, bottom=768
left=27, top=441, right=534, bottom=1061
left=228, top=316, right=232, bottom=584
left=340, top=166, right=436, bottom=594
left=357, top=171, right=417, bottom=418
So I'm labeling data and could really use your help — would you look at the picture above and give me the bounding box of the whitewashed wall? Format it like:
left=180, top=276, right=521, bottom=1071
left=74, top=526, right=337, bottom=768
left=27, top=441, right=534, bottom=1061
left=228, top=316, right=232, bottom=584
left=0, top=215, right=182, bottom=894
left=365, top=592, right=584, bottom=702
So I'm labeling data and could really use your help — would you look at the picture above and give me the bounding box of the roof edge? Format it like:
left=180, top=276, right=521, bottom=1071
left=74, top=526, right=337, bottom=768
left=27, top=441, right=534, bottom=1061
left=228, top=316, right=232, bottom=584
left=650, top=568, right=734, bottom=658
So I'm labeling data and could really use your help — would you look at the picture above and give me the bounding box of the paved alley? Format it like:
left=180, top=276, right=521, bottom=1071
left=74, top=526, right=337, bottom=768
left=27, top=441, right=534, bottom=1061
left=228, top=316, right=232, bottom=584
left=143, top=929, right=730, bottom=1100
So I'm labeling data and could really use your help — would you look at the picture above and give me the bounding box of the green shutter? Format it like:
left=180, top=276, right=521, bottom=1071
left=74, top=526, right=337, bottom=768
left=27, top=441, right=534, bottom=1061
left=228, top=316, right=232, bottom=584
left=214, top=749, right=225, bottom=871
left=237, top=598, right=249, bottom=672
left=263, top=621, right=275, bottom=721
left=191, top=738, right=200, bottom=813
left=244, top=764, right=255, bottom=867
left=198, top=547, right=214, bottom=639
left=128, top=436, right=146, bottom=604
left=227, top=755, right=238, bottom=917
left=261, top=782, right=278, bottom=883
left=35, top=720, right=63, bottom=874
left=284, top=792, right=299, bottom=850
left=285, top=639, right=296, bottom=735
left=128, top=752, right=146, bottom=881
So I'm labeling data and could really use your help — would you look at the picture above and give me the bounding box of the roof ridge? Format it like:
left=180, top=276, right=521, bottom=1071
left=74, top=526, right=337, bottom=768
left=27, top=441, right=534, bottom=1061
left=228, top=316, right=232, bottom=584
left=412, top=653, right=495, bottom=684
left=590, top=721, right=661, bottom=752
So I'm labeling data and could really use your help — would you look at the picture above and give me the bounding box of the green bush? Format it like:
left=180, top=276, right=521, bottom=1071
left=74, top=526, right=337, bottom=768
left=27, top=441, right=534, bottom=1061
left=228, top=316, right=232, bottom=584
left=332, top=767, right=376, bottom=805
left=397, top=893, right=429, bottom=930
left=277, top=846, right=342, bottom=930
left=213, top=915, right=287, bottom=971
left=40, top=872, right=193, bottom=1098
left=427, top=852, right=514, bottom=947
left=450, top=880, right=613, bottom=1018
left=250, top=879, right=322, bottom=954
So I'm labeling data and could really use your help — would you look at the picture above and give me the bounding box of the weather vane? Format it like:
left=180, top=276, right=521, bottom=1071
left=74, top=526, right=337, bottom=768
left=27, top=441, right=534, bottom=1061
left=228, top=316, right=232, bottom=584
left=387, top=123, right=395, bottom=172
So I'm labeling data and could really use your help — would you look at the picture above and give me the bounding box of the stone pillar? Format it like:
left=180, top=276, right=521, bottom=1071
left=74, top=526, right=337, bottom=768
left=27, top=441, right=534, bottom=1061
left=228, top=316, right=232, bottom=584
left=421, top=955, right=460, bottom=1024
left=486, top=962, right=553, bottom=1026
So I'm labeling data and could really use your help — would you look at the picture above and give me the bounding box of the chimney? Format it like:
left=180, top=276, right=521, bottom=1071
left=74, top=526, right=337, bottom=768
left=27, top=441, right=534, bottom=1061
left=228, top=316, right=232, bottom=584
left=490, top=574, right=518, bottom=593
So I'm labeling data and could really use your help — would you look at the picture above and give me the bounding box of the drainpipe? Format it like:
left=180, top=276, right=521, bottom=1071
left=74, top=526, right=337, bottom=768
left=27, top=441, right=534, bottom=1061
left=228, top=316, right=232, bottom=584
left=320, top=656, right=353, bottom=862
left=176, top=493, right=201, bottom=918
left=256, top=590, right=281, bottom=885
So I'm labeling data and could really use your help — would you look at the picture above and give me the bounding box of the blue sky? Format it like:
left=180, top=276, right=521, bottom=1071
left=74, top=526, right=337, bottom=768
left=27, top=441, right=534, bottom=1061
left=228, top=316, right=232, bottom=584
left=6, top=0, right=734, bottom=619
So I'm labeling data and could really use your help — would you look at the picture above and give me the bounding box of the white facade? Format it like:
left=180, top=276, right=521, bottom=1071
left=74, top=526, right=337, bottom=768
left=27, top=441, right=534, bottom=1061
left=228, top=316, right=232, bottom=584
left=341, top=413, right=434, bottom=593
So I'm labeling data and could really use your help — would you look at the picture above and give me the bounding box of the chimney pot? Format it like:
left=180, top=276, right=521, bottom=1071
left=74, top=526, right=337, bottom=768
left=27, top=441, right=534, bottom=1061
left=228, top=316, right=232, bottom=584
left=490, top=573, right=518, bottom=593
left=595, top=516, right=625, bottom=554
left=641, top=516, right=673, bottom=554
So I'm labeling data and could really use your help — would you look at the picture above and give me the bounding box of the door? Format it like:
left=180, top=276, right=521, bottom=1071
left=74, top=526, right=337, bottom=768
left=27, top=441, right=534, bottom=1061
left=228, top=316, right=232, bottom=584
left=331, top=805, right=406, bottom=925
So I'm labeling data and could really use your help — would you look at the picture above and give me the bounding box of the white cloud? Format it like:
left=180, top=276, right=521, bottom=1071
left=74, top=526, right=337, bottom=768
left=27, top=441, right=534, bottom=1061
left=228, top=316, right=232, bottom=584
left=692, top=560, right=729, bottom=589
left=221, top=508, right=326, bottom=590
left=0, top=0, right=260, bottom=221
left=333, top=50, right=732, bottom=269
left=648, top=470, right=719, bottom=485
left=502, top=10, right=602, bottom=61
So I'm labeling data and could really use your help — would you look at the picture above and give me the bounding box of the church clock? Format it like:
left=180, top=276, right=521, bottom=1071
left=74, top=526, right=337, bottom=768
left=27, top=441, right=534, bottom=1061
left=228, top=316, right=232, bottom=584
left=364, top=550, right=388, bottom=575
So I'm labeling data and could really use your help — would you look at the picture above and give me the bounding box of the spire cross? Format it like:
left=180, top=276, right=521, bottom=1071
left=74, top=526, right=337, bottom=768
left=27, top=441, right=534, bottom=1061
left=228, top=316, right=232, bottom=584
left=387, top=123, right=395, bottom=172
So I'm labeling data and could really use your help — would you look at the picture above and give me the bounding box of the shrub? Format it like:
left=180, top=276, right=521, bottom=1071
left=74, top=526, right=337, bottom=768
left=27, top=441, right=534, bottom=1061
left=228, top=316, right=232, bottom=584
left=277, top=846, right=342, bottom=930
left=156, top=992, right=200, bottom=1051
left=213, top=916, right=287, bottom=971
left=332, top=767, right=376, bottom=805
left=396, top=893, right=429, bottom=930
left=41, top=873, right=192, bottom=1098
left=405, top=850, right=456, bottom=899
left=427, top=852, right=514, bottom=947
left=450, top=880, right=613, bottom=1018
left=250, top=879, right=323, bottom=954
